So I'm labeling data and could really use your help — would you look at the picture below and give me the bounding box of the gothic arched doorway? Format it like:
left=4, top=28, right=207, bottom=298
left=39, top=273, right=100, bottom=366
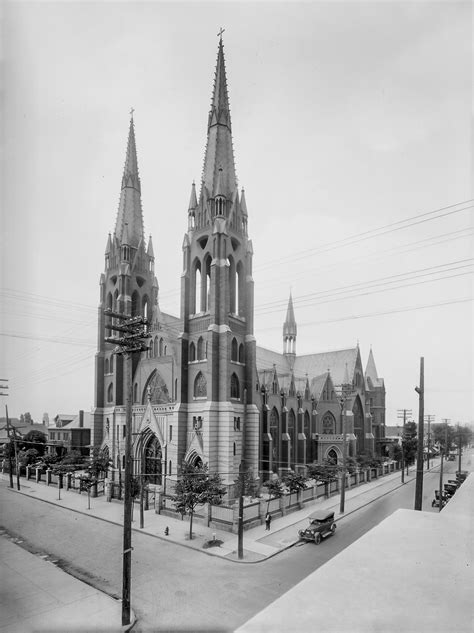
left=144, top=435, right=162, bottom=485
left=327, top=448, right=339, bottom=464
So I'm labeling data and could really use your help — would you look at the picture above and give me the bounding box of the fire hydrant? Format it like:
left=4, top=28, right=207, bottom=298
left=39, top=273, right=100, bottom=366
left=164, top=526, right=169, bottom=536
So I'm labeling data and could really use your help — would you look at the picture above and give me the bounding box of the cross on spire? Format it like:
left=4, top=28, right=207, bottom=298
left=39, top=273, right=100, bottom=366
left=130, top=107, right=135, bottom=119
left=217, top=27, right=225, bottom=39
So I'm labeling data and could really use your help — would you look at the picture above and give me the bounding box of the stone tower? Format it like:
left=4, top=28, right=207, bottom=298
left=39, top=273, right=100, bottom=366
left=93, top=116, right=158, bottom=446
left=176, top=36, right=259, bottom=487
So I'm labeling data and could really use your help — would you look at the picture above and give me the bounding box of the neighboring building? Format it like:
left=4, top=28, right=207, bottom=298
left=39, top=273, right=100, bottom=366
left=91, top=36, right=386, bottom=494
left=48, top=411, right=91, bottom=457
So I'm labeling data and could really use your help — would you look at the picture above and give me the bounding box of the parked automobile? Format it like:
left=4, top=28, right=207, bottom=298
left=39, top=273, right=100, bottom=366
left=298, top=511, right=337, bottom=544
left=456, top=470, right=468, bottom=483
left=443, top=483, right=457, bottom=498
left=431, top=490, right=448, bottom=508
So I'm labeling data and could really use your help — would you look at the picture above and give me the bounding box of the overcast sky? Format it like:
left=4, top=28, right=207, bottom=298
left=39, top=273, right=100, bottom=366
left=1, top=1, right=472, bottom=429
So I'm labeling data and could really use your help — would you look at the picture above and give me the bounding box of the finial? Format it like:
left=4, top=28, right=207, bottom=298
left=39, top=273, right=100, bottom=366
left=217, top=27, right=225, bottom=40
left=130, top=107, right=135, bottom=119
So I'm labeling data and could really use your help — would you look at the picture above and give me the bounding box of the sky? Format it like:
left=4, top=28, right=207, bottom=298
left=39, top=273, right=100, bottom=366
left=1, top=1, right=472, bottom=429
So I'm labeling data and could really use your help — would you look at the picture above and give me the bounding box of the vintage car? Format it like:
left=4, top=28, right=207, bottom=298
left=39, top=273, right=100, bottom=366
left=298, top=511, right=337, bottom=544
left=431, top=490, right=448, bottom=508
left=443, top=483, right=457, bottom=498
left=456, top=470, right=468, bottom=483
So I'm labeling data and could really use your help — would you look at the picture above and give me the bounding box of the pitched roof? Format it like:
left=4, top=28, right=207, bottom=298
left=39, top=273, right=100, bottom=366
left=294, top=347, right=359, bottom=387
left=310, top=373, right=330, bottom=400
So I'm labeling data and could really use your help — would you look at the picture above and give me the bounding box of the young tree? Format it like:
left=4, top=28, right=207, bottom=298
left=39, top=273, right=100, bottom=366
left=282, top=471, right=307, bottom=505
left=403, top=421, right=418, bottom=465
left=307, top=460, right=340, bottom=498
left=22, top=430, right=47, bottom=456
left=87, top=448, right=110, bottom=478
left=233, top=468, right=259, bottom=500
left=262, top=477, right=284, bottom=512
left=172, top=463, right=226, bottom=540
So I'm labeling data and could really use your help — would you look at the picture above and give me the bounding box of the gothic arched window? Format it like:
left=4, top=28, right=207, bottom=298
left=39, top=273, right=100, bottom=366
left=197, top=337, right=204, bottom=360
left=110, top=355, right=114, bottom=373
left=107, top=383, right=113, bottom=403
left=322, top=412, right=336, bottom=434
left=239, top=343, right=244, bottom=364
left=144, top=436, right=162, bottom=485
left=159, top=338, right=164, bottom=356
left=131, top=291, right=140, bottom=317
left=288, top=409, right=296, bottom=468
left=327, top=448, right=338, bottom=464
left=194, top=372, right=207, bottom=398
left=269, top=407, right=280, bottom=473
left=105, top=358, right=109, bottom=374
left=231, top=338, right=238, bottom=361
left=153, top=337, right=158, bottom=358
left=144, top=371, right=170, bottom=404
left=189, top=342, right=196, bottom=362
left=304, top=410, right=311, bottom=463
left=230, top=373, right=240, bottom=399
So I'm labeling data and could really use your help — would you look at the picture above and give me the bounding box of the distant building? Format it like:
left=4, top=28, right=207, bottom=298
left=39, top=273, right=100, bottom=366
left=91, top=36, right=386, bottom=493
left=48, top=411, right=91, bottom=457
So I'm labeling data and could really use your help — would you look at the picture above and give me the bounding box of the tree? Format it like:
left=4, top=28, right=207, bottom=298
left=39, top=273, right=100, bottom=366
left=22, top=430, right=47, bottom=456
left=172, top=463, right=226, bottom=540
left=402, top=421, right=418, bottom=465
left=233, top=468, right=259, bottom=500
left=87, top=448, right=110, bottom=478
left=282, top=471, right=307, bottom=505
left=392, top=444, right=402, bottom=463
left=307, top=460, right=340, bottom=498
left=59, top=450, right=86, bottom=468
left=18, top=448, right=39, bottom=467
left=262, top=477, right=285, bottom=512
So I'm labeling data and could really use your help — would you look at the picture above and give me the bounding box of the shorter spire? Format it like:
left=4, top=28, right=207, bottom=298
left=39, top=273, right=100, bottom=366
left=240, top=188, right=248, bottom=216
left=283, top=293, right=297, bottom=336
left=147, top=234, right=154, bottom=258
left=105, top=233, right=112, bottom=255
left=188, top=181, right=198, bottom=210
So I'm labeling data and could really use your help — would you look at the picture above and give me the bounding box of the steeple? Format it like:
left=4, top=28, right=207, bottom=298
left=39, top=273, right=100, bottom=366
left=201, top=36, right=237, bottom=201
left=114, top=114, right=145, bottom=249
left=283, top=293, right=297, bottom=367
left=366, top=348, right=383, bottom=387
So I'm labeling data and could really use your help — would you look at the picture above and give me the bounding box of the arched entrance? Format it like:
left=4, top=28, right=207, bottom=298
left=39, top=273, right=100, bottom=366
left=143, top=435, right=162, bottom=485
left=187, top=452, right=203, bottom=468
left=327, top=448, right=339, bottom=464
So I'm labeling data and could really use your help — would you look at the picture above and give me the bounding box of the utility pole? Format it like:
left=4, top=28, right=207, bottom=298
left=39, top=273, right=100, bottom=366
left=104, top=309, right=150, bottom=627
left=457, top=423, right=462, bottom=472
left=414, top=357, right=424, bottom=511
left=237, top=389, right=247, bottom=560
left=397, top=409, right=412, bottom=484
left=339, top=396, right=347, bottom=514
left=424, top=414, right=435, bottom=469
left=439, top=420, right=450, bottom=513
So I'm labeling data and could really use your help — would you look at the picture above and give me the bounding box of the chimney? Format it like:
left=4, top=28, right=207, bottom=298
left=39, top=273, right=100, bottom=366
left=79, top=410, right=84, bottom=428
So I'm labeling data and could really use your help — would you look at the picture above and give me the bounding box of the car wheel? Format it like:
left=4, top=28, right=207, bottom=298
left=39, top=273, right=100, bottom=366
left=298, top=530, right=304, bottom=539
left=331, top=523, right=336, bottom=533
left=431, top=500, right=435, bottom=507
left=314, top=533, right=322, bottom=545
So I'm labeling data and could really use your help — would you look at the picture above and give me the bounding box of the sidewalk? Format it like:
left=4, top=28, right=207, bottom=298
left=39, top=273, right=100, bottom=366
left=1, top=461, right=430, bottom=562
left=0, top=532, right=133, bottom=633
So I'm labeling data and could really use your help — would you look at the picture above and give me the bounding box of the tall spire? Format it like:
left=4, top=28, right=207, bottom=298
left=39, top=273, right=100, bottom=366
left=201, top=36, right=237, bottom=200
left=114, top=113, right=145, bottom=248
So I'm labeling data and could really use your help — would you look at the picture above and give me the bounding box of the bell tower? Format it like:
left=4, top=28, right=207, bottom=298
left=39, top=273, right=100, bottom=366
left=177, top=36, right=259, bottom=486
left=93, top=115, right=158, bottom=445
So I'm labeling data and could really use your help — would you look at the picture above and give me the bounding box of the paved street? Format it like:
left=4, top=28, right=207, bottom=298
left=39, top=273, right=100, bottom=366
left=0, top=458, right=462, bottom=632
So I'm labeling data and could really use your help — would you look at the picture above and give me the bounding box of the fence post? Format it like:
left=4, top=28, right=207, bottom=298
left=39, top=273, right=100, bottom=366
left=46, top=469, right=51, bottom=486
left=26, top=465, right=30, bottom=480
left=259, top=499, right=266, bottom=524
left=155, top=491, right=162, bottom=514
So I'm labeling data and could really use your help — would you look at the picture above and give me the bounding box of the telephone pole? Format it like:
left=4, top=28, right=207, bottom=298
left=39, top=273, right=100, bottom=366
left=397, top=409, right=412, bottom=483
left=104, top=309, right=150, bottom=627
left=424, top=414, right=435, bottom=469
left=339, top=396, right=347, bottom=514
left=237, top=389, right=247, bottom=560
left=439, top=419, right=450, bottom=513
left=414, top=357, right=424, bottom=511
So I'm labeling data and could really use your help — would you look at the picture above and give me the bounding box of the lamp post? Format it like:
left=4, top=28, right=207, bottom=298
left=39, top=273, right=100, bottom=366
left=339, top=396, right=347, bottom=514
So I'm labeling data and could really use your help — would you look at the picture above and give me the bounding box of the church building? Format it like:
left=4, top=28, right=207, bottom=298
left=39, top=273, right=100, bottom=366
left=92, top=36, right=386, bottom=494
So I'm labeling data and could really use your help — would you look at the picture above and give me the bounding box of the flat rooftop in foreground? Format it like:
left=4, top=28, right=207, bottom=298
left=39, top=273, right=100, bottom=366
left=238, top=469, right=473, bottom=633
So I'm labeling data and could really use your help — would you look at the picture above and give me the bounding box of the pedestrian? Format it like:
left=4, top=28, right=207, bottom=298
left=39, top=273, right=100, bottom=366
left=265, top=512, right=272, bottom=531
